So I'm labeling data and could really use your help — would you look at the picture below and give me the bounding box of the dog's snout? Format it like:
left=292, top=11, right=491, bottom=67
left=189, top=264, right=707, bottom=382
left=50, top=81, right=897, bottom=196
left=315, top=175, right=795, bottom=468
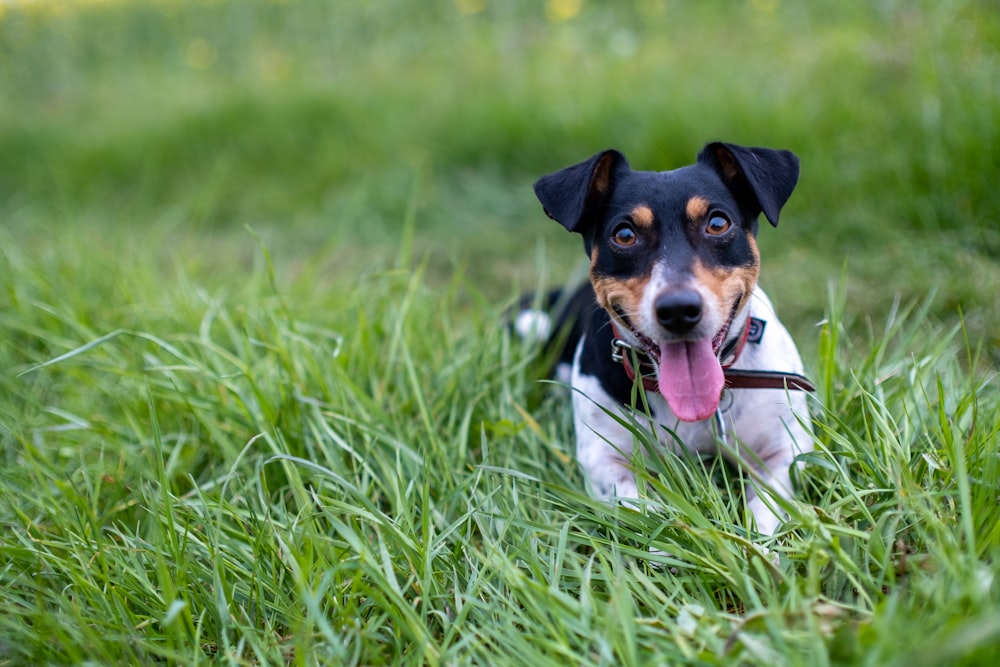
left=655, top=289, right=703, bottom=334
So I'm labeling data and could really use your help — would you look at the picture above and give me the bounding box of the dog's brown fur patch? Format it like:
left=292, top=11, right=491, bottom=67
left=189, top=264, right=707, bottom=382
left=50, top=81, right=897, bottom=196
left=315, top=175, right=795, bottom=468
left=692, top=257, right=759, bottom=315
left=629, top=204, right=655, bottom=230
left=685, top=196, right=710, bottom=221
left=713, top=145, right=741, bottom=181
left=589, top=152, right=618, bottom=195
left=591, top=273, right=649, bottom=328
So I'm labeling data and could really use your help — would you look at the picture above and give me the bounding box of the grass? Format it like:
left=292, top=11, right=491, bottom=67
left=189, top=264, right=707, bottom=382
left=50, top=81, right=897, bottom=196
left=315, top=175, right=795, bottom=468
left=1, top=0, right=999, bottom=664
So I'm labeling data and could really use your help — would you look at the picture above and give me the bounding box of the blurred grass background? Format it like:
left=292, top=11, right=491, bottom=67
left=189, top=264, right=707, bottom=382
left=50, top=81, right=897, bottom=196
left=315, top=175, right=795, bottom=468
left=1, top=0, right=998, bottom=350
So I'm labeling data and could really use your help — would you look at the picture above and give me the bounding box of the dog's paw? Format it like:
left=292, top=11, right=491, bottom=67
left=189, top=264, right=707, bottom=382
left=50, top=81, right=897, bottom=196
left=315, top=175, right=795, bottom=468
left=749, top=542, right=780, bottom=569
left=647, top=546, right=681, bottom=573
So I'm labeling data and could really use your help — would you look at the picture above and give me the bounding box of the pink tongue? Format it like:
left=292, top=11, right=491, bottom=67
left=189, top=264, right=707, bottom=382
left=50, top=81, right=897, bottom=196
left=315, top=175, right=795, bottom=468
left=658, top=340, right=724, bottom=422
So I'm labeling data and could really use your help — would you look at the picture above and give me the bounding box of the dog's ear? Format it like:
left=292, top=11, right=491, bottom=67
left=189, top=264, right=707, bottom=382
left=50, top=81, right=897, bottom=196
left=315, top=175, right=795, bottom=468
left=698, top=142, right=799, bottom=227
left=533, top=150, right=630, bottom=233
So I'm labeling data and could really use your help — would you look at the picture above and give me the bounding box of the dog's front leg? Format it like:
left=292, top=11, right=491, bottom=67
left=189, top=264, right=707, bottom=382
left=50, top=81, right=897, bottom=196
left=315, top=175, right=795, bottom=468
left=576, top=428, right=639, bottom=503
left=734, top=431, right=804, bottom=537
left=743, top=460, right=791, bottom=537
left=571, top=374, right=641, bottom=504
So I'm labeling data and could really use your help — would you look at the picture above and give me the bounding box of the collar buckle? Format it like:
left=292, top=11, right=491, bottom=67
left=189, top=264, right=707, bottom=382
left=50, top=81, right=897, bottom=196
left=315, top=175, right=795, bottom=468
left=610, top=337, right=659, bottom=390
left=610, top=338, right=637, bottom=364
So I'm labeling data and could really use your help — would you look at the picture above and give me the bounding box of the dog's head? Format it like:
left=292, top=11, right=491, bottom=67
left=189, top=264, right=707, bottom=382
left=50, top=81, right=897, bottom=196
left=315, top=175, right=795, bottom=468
left=533, top=142, right=799, bottom=421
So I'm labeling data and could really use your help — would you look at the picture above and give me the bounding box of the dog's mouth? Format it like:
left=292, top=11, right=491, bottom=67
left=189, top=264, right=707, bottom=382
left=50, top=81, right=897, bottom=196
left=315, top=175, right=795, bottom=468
left=612, top=300, right=739, bottom=360
left=612, top=299, right=741, bottom=423
left=612, top=306, right=661, bottom=360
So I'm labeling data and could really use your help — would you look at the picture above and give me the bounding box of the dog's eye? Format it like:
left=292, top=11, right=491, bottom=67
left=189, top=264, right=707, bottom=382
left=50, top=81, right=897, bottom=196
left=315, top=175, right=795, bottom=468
left=705, top=214, right=732, bottom=236
left=611, top=223, right=637, bottom=247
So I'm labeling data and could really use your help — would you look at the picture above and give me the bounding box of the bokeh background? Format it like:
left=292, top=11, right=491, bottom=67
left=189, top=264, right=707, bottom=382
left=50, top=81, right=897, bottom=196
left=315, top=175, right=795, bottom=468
left=2, top=0, right=998, bottom=353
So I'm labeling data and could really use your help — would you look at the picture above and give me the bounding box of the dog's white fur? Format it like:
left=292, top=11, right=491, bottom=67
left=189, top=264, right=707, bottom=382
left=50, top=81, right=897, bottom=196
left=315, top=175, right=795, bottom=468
left=561, top=286, right=812, bottom=537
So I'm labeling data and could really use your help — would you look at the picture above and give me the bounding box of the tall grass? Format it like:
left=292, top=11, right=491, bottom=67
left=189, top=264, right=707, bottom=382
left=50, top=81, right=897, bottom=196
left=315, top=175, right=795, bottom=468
left=2, top=0, right=998, bottom=336
left=2, top=233, right=998, bottom=664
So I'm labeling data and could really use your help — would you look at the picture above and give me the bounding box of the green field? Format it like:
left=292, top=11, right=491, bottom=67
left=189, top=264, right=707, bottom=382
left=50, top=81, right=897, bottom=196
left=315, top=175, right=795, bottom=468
left=1, top=0, right=998, bottom=664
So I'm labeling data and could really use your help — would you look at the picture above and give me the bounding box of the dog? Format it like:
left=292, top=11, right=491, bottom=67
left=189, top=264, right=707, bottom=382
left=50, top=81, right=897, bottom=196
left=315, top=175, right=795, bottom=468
left=519, top=142, right=814, bottom=538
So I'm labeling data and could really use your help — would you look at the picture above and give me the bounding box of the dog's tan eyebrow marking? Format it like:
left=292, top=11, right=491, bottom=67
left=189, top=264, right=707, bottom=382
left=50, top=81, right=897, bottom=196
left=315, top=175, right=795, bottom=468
left=629, top=205, right=654, bottom=229
left=685, top=196, right=710, bottom=221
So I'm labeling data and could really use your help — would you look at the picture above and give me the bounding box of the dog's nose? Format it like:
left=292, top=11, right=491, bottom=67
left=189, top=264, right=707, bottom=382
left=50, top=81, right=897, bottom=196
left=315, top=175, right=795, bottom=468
left=655, top=289, right=703, bottom=334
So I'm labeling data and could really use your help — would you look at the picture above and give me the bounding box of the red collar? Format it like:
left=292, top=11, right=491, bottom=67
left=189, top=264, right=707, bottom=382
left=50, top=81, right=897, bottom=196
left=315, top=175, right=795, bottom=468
left=610, top=316, right=815, bottom=393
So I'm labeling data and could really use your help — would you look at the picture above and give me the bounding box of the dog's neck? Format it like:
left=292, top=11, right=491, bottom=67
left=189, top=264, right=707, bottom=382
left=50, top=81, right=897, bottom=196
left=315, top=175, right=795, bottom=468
left=610, top=316, right=816, bottom=395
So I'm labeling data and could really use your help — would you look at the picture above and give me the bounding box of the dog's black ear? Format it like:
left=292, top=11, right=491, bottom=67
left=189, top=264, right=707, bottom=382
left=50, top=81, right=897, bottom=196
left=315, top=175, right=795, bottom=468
left=698, top=142, right=799, bottom=227
left=533, top=150, right=630, bottom=233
